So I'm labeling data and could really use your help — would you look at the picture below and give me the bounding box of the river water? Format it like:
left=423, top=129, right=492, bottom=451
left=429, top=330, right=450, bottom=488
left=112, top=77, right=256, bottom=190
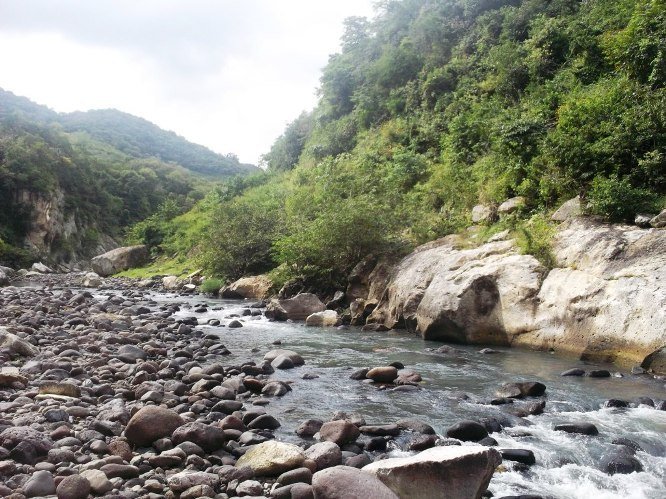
left=143, top=291, right=665, bottom=498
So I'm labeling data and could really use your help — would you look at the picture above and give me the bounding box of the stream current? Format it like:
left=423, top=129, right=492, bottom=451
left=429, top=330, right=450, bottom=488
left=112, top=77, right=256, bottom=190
left=142, top=291, right=665, bottom=499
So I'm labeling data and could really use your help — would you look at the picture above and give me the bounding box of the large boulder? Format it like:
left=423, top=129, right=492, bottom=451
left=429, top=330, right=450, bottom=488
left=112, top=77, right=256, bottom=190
left=319, top=420, right=360, bottom=446
left=235, top=440, right=306, bottom=476
left=312, top=466, right=398, bottom=499
left=82, top=272, right=102, bottom=287
left=368, top=238, right=544, bottom=345
left=31, top=262, right=54, bottom=274
left=472, top=204, right=496, bottom=223
left=265, top=293, right=326, bottom=321
left=171, top=422, right=226, bottom=452
left=91, top=245, right=148, bottom=276
left=222, top=275, right=273, bottom=299
left=123, top=406, right=185, bottom=447
left=363, top=446, right=501, bottom=499
left=498, top=196, right=526, bottom=215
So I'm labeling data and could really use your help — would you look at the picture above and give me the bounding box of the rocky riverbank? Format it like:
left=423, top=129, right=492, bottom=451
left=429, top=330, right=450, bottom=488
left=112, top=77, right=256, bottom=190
left=0, top=274, right=509, bottom=498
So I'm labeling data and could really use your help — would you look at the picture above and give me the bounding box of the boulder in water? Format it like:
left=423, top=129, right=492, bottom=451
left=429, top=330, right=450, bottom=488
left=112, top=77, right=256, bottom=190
left=363, top=446, right=501, bottom=499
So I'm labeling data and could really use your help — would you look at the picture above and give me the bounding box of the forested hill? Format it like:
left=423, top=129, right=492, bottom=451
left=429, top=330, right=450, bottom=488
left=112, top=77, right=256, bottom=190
left=141, top=0, right=664, bottom=290
left=0, top=88, right=256, bottom=267
left=0, top=89, right=258, bottom=178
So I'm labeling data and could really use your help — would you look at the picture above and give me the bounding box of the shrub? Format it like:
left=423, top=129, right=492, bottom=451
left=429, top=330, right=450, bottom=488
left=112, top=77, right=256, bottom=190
left=587, top=174, right=660, bottom=222
left=200, top=278, right=223, bottom=295
left=515, top=214, right=557, bottom=269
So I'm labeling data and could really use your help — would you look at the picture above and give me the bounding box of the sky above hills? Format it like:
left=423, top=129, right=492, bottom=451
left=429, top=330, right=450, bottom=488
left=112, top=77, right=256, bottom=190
left=0, top=0, right=375, bottom=165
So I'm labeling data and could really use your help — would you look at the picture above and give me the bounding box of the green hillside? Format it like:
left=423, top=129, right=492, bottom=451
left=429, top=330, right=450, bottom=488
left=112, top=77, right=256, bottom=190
left=143, top=0, right=664, bottom=289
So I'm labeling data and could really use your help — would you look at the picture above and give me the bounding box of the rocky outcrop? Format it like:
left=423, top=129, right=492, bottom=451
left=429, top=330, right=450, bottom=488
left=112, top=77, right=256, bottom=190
left=362, top=217, right=666, bottom=372
left=91, top=245, right=149, bottom=276
left=221, top=275, right=273, bottom=299
left=367, top=237, right=544, bottom=345
left=363, top=446, right=501, bottom=499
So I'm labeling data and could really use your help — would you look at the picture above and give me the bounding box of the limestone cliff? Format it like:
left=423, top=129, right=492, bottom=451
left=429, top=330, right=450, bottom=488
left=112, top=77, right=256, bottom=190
left=360, top=217, right=666, bottom=372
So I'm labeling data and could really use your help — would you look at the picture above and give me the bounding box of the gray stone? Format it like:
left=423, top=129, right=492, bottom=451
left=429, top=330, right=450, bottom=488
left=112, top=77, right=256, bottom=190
left=91, top=245, right=149, bottom=276
left=312, top=465, right=398, bottom=499
left=24, top=470, right=56, bottom=497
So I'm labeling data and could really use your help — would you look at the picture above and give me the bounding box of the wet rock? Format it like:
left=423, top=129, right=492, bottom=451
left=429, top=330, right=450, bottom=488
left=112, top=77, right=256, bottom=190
left=124, top=406, right=185, bottom=446
left=445, top=421, right=488, bottom=442
left=304, top=442, right=342, bottom=470
left=235, top=440, right=306, bottom=476
left=495, top=382, right=546, bottom=399
left=359, top=424, right=400, bottom=437
left=312, top=465, right=398, bottom=499
left=561, top=368, right=585, bottom=377
left=319, top=421, right=360, bottom=446
left=271, top=354, right=295, bottom=370
left=228, top=320, right=243, bottom=328
left=296, top=419, right=324, bottom=438
left=604, top=399, right=629, bottom=408
left=350, top=368, right=370, bottom=380
left=554, top=423, right=599, bottom=436
left=56, top=474, right=90, bottom=499
left=366, top=366, right=398, bottom=383
left=407, top=434, right=438, bottom=451
left=600, top=447, right=643, bottom=475
left=248, top=414, right=281, bottom=431
left=264, top=349, right=305, bottom=366
left=364, top=446, right=502, bottom=499
left=500, top=448, right=536, bottom=465
left=396, top=419, right=436, bottom=435
left=588, top=370, right=611, bottom=378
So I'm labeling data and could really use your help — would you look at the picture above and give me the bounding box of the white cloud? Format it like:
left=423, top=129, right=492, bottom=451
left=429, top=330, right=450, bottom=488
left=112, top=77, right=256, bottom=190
left=0, top=0, right=376, bottom=164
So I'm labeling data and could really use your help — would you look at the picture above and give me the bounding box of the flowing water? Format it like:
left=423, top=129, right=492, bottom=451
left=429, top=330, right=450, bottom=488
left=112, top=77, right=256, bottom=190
left=144, top=292, right=665, bottom=498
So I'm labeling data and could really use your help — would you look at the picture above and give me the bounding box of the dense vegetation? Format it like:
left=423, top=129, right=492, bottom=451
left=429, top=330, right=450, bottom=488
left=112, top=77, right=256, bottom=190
left=0, top=90, right=254, bottom=266
left=139, top=0, right=665, bottom=289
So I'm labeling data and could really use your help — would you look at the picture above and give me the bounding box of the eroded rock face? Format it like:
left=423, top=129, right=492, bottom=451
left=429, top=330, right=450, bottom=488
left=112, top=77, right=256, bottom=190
left=91, top=245, right=148, bottom=276
left=362, top=217, right=666, bottom=372
left=363, top=446, right=501, bottom=499
left=222, top=275, right=273, bottom=299
left=518, top=218, right=666, bottom=367
left=367, top=238, right=544, bottom=346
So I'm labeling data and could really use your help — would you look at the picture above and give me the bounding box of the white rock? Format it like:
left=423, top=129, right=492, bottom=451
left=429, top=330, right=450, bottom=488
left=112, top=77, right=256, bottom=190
left=31, top=262, right=54, bottom=274
left=498, top=196, right=526, bottom=214
left=162, top=275, right=181, bottom=290
left=363, top=446, right=501, bottom=499
left=222, top=275, right=273, bottom=299
left=305, top=310, right=340, bottom=327
left=551, top=196, right=582, bottom=222
left=471, top=204, right=495, bottom=223
left=82, top=272, right=102, bottom=287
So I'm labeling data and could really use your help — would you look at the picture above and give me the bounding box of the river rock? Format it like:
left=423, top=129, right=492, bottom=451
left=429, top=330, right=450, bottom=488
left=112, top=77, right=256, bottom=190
left=319, top=420, right=360, bottom=445
left=0, top=328, right=39, bottom=357
left=91, top=245, right=148, bottom=276
left=305, top=310, right=340, bottom=327
left=163, top=275, right=182, bottom=289
left=297, top=419, right=324, bottom=438
left=124, top=406, right=185, bottom=446
left=312, top=465, right=398, bottom=499
left=0, top=426, right=53, bottom=464
left=366, top=366, right=398, bottom=383
left=264, top=349, right=305, bottom=366
left=56, top=474, right=90, bottom=499
left=235, top=440, right=306, bottom=476
left=171, top=422, right=226, bottom=451
left=445, top=420, right=488, bottom=442
left=80, top=469, right=113, bottom=494
left=167, top=471, right=220, bottom=492
left=554, top=423, right=599, bottom=436
left=31, top=262, right=54, bottom=273
left=24, top=470, right=56, bottom=497
left=265, top=293, right=326, bottom=321
left=500, top=448, right=536, bottom=465
left=222, top=275, right=273, bottom=299
left=600, top=447, right=643, bottom=475
left=82, top=272, right=102, bottom=287
left=304, top=441, right=342, bottom=470
left=363, top=446, right=501, bottom=499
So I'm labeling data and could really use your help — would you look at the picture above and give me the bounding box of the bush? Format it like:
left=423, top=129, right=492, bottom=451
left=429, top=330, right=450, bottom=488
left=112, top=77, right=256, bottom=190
left=515, top=214, right=556, bottom=269
left=200, top=278, right=223, bottom=295
left=587, top=174, right=660, bottom=222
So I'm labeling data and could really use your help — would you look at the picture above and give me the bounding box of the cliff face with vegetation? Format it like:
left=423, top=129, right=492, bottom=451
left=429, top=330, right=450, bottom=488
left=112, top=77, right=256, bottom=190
left=0, top=89, right=257, bottom=267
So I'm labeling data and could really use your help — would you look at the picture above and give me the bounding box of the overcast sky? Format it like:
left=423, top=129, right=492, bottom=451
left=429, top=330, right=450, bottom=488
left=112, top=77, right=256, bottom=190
left=0, top=0, right=376, bottom=165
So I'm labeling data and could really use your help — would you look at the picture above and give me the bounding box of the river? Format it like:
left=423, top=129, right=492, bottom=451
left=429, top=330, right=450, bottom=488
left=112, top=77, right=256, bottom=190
left=136, top=290, right=666, bottom=499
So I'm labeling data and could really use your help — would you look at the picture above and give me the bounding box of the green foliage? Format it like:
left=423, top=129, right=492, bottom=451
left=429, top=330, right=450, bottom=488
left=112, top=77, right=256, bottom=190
left=587, top=175, right=660, bottom=222
left=0, top=237, right=35, bottom=268
left=515, top=214, right=556, bottom=268
left=200, top=278, right=223, bottom=295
